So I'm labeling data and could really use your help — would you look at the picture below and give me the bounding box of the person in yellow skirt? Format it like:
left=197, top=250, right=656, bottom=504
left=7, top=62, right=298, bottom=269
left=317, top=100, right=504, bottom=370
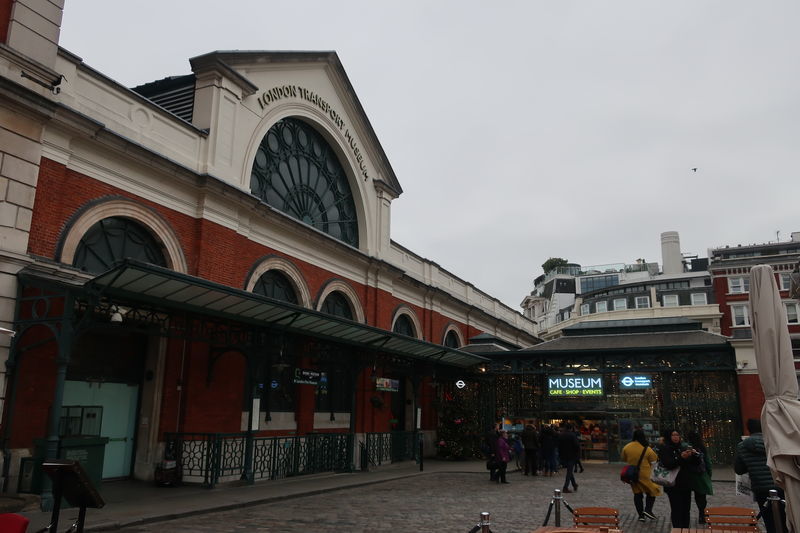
left=621, top=429, right=661, bottom=521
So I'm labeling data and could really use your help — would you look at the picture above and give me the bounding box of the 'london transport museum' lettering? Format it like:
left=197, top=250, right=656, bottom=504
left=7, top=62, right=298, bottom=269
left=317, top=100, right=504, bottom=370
left=257, top=85, right=369, bottom=180
left=548, top=375, right=604, bottom=396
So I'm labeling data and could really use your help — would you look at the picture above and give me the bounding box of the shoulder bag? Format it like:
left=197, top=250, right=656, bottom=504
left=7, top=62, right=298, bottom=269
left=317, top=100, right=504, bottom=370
left=620, top=445, right=648, bottom=484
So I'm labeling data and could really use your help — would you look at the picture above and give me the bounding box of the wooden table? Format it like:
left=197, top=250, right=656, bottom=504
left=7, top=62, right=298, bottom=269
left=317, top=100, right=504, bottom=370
left=671, top=529, right=743, bottom=533
left=531, top=526, right=604, bottom=533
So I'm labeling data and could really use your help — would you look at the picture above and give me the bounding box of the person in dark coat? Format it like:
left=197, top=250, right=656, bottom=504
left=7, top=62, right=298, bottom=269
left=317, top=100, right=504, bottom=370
left=540, top=425, right=558, bottom=476
left=521, top=424, right=540, bottom=476
left=483, top=423, right=500, bottom=482
left=734, top=419, right=787, bottom=533
left=657, top=428, right=702, bottom=528
left=557, top=423, right=580, bottom=493
left=685, top=430, right=713, bottom=524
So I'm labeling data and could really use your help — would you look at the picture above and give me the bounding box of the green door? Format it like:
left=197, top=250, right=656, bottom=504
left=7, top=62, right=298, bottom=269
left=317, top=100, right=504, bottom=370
left=63, top=381, right=139, bottom=479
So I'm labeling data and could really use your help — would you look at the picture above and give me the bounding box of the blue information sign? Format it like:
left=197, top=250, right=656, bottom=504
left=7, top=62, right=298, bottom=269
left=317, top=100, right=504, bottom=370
left=619, top=374, right=652, bottom=389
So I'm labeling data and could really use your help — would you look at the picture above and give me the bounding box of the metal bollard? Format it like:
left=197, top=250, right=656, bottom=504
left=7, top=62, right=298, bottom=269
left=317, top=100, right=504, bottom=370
left=480, top=511, right=491, bottom=533
left=554, top=489, right=563, bottom=526
left=768, top=490, right=784, bottom=533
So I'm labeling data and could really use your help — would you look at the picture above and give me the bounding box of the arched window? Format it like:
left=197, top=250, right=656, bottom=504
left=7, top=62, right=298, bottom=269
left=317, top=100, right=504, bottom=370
left=320, top=291, right=353, bottom=320
left=444, top=329, right=461, bottom=348
left=252, top=270, right=298, bottom=304
left=393, top=314, right=416, bottom=338
left=250, top=118, right=359, bottom=247
left=73, top=217, right=166, bottom=274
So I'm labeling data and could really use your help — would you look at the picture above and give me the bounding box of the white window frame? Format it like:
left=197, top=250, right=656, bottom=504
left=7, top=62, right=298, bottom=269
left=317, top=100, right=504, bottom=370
left=635, top=296, right=650, bottom=309
left=780, top=273, right=792, bottom=291
left=691, top=293, right=708, bottom=306
left=729, top=277, right=750, bottom=294
left=613, top=298, right=627, bottom=311
left=662, top=294, right=679, bottom=307
left=731, top=304, right=750, bottom=327
left=785, top=302, right=800, bottom=324
left=580, top=303, right=590, bottom=316
left=596, top=301, right=608, bottom=313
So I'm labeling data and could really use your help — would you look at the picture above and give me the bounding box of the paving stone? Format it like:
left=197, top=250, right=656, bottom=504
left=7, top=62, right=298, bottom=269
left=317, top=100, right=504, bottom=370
left=115, top=464, right=758, bottom=533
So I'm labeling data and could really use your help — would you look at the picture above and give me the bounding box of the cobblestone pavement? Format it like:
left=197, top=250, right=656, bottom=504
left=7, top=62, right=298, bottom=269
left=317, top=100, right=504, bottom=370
left=117, top=464, right=758, bottom=533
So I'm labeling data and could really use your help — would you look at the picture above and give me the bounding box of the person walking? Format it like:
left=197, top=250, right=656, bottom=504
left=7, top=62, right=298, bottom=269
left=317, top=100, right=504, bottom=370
left=734, top=419, right=787, bottom=533
left=621, top=429, right=660, bottom=522
left=494, top=429, right=512, bottom=484
left=540, top=425, right=558, bottom=477
left=558, top=423, right=580, bottom=493
left=686, top=430, right=713, bottom=524
left=521, top=424, right=540, bottom=476
left=657, top=428, right=702, bottom=528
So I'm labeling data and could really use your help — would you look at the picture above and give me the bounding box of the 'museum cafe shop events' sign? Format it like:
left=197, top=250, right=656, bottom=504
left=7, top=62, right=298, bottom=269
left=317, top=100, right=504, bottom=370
left=548, top=374, right=653, bottom=396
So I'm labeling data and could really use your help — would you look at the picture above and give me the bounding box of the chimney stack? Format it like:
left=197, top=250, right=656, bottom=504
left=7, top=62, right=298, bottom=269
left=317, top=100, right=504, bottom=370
left=661, top=231, right=683, bottom=275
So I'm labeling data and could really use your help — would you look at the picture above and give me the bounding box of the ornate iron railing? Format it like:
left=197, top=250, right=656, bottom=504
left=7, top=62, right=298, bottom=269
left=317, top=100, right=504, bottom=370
left=164, top=432, right=353, bottom=488
left=362, top=431, right=417, bottom=469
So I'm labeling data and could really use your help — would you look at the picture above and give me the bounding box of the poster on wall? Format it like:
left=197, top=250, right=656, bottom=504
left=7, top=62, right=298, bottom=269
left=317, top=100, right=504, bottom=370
left=547, top=374, right=604, bottom=396
left=375, top=378, right=399, bottom=392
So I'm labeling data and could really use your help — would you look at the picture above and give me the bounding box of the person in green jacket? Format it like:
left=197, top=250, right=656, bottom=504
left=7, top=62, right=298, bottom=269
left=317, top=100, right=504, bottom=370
left=685, top=430, right=713, bottom=524
left=734, top=419, right=787, bottom=533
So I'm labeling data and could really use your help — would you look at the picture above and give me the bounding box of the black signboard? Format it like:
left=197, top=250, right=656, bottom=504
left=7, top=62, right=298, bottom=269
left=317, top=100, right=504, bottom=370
left=293, top=368, right=321, bottom=385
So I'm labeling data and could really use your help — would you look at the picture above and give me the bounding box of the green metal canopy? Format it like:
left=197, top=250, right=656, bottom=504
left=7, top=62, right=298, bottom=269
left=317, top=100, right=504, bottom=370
left=85, top=259, right=488, bottom=368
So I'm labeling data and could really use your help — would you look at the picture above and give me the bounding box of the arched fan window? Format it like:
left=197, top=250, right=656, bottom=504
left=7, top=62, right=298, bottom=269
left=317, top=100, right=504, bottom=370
left=393, top=314, right=416, bottom=338
left=250, top=118, right=359, bottom=247
left=444, top=330, right=461, bottom=348
left=252, top=270, right=298, bottom=304
left=72, top=217, right=166, bottom=274
left=320, top=291, right=353, bottom=320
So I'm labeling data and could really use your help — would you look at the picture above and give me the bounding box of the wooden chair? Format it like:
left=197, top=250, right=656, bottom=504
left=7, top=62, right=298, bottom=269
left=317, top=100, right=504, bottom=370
left=572, top=507, right=620, bottom=529
left=704, top=506, right=759, bottom=532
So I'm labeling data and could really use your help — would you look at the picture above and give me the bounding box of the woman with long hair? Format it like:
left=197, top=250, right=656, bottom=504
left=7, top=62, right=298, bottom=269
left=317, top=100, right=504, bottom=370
left=686, top=430, right=713, bottom=524
left=657, top=428, right=702, bottom=528
left=620, top=429, right=660, bottom=521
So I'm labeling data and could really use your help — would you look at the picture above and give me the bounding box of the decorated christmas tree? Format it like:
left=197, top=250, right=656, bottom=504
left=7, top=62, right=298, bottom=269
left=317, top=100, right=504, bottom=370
left=435, top=384, right=483, bottom=460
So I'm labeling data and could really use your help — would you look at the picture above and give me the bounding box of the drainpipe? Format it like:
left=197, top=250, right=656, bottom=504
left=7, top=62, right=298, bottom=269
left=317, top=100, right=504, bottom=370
left=175, top=338, right=187, bottom=432
left=41, top=292, right=75, bottom=511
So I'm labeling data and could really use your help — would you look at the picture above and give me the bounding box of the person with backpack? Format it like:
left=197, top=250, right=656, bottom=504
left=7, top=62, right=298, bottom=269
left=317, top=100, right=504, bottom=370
left=734, top=419, right=787, bottom=533
left=620, top=428, right=661, bottom=521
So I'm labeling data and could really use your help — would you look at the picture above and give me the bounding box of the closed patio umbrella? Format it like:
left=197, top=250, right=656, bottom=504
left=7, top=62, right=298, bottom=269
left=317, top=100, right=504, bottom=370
left=750, top=265, right=800, bottom=533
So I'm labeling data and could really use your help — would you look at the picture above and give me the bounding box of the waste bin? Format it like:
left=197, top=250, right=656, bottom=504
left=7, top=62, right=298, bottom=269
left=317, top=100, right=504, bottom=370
left=27, top=437, right=108, bottom=495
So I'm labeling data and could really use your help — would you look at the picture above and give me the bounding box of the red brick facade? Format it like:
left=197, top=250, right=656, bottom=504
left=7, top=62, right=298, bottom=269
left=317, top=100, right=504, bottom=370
left=14, top=157, right=483, bottom=444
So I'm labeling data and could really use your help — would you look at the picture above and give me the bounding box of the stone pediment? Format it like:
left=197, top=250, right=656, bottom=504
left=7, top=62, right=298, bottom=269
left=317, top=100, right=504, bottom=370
left=187, top=50, right=401, bottom=199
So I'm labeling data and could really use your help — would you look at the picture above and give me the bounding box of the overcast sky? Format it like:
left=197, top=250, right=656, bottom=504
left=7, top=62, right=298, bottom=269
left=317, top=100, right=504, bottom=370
left=59, top=1, right=800, bottom=310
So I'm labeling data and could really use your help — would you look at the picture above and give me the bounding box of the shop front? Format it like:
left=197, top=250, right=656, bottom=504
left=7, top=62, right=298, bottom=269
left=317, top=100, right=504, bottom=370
left=488, top=319, right=741, bottom=463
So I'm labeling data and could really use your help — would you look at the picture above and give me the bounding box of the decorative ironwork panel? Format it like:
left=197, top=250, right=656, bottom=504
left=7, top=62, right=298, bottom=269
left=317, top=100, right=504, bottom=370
left=250, top=118, right=359, bottom=247
left=73, top=217, right=167, bottom=274
left=213, top=433, right=246, bottom=484
left=253, top=270, right=298, bottom=304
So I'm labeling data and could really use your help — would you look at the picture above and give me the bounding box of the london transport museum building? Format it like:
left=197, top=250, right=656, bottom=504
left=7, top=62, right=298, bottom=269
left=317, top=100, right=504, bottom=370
left=0, top=0, right=763, bottom=502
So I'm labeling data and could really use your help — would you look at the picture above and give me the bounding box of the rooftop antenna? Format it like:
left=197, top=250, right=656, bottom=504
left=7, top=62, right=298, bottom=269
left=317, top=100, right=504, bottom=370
left=777, top=230, right=780, bottom=242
